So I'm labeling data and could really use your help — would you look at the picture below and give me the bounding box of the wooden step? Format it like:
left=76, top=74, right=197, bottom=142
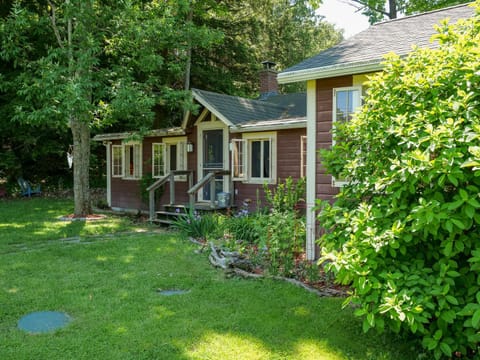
left=154, top=210, right=187, bottom=225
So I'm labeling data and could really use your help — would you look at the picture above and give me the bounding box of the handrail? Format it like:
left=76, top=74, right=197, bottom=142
left=147, top=174, right=170, bottom=193
left=187, top=170, right=230, bottom=208
left=148, top=170, right=193, bottom=220
left=147, top=170, right=193, bottom=192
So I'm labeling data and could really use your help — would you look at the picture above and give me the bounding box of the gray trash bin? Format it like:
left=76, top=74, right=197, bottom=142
left=217, top=192, right=231, bottom=207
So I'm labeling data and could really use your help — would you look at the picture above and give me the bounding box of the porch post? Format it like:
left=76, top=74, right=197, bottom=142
left=169, top=172, right=175, bottom=205
left=306, top=80, right=317, bottom=261
left=104, top=141, right=112, bottom=207
left=149, top=189, right=155, bottom=221
left=210, top=175, right=216, bottom=208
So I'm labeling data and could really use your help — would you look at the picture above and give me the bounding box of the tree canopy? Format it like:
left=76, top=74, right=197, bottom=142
left=0, top=0, right=341, bottom=213
left=319, top=1, right=480, bottom=358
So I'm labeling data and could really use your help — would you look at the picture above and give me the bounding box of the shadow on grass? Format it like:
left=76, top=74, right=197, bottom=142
left=0, top=198, right=139, bottom=253
left=0, top=200, right=419, bottom=359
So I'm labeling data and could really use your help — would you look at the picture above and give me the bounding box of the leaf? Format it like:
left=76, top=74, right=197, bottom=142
left=443, top=241, right=453, bottom=257
left=468, top=197, right=480, bottom=208
left=439, top=342, right=452, bottom=357
left=367, top=312, right=375, bottom=327
left=448, top=173, right=459, bottom=187
left=445, top=295, right=459, bottom=306
left=472, top=308, right=480, bottom=328
left=451, top=218, right=466, bottom=230
left=465, top=204, right=475, bottom=219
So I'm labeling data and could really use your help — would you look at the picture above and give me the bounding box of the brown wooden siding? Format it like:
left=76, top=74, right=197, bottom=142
left=315, top=75, right=352, bottom=202
left=109, top=126, right=306, bottom=212
left=110, top=132, right=196, bottom=211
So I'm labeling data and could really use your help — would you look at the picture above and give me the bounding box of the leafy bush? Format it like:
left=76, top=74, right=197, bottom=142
left=222, top=212, right=259, bottom=245
left=318, top=5, right=480, bottom=359
left=256, top=209, right=305, bottom=276
left=264, top=176, right=305, bottom=212
left=220, top=178, right=307, bottom=276
left=173, top=209, right=219, bottom=241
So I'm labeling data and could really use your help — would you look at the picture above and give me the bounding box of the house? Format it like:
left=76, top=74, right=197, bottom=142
left=93, top=61, right=307, bottom=220
left=277, top=3, right=475, bottom=260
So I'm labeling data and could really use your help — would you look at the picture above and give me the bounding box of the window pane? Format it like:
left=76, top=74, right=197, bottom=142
left=263, top=140, right=270, bottom=178
left=153, top=144, right=165, bottom=177
left=336, top=89, right=361, bottom=122
left=127, top=146, right=134, bottom=176
left=112, top=146, right=123, bottom=176
left=232, top=140, right=245, bottom=179
left=170, top=144, right=177, bottom=171
left=251, top=141, right=261, bottom=178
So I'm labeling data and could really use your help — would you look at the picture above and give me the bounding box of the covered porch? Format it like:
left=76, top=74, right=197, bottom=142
left=147, top=169, right=234, bottom=224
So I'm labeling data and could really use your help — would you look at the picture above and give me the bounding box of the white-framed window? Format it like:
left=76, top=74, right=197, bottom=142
left=231, top=139, right=245, bottom=181
left=112, top=145, right=123, bottom=177
left=231, top=132, right=276, bottom=184
left=153, top=137, right=187, bottom=180
left=332, top=86, right=362, bottom=187
left=111, top=142, right=142, bottom=180
left=152, top=143, right=166, bottom=178
left=123, top=142, right=142, bottom=179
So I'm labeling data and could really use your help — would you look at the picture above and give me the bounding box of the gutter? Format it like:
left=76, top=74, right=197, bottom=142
left=230, top=118, right=306, bottom=133
left=278, top=60, right=383, bottom=84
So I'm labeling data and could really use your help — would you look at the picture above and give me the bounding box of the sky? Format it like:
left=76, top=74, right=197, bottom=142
left=317, top=0, right=371, bottom=38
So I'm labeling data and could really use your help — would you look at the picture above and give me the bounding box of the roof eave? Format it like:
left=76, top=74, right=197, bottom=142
left=191, top=89, right=235, bottom=127
left=92, top=127, right=185, bottom=141
left=230, top=118, right=306, bottom=133
left=278, top=60, right=384, bottom=84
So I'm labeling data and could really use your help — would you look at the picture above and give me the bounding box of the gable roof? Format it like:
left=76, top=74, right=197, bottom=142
left=278, top=3, right=475, bottom=83
left=191, top=88, right=306, bottom=131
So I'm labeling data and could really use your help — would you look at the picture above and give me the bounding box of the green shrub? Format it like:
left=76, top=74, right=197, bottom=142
left=264, top=176, right=305, bottom=212
left=173, top=209, right=219, bottom=241
left=318, top=5, right=480, bottom=359
left=223, top=213, right=259, bottom=245
left=256, top=209, right=305, bottom=276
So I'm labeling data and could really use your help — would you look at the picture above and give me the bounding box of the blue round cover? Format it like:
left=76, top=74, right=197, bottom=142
left=18, top=311, right=71, bottom=333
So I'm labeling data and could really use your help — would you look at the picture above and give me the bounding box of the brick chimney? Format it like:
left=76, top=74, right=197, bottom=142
left=259, top=60, right=278, bottom=100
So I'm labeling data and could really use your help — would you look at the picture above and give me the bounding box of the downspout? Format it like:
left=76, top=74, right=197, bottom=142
left=306, top=80, right=317, bottom=261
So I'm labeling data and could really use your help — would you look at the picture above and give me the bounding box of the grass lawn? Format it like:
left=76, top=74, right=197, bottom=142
left=0, top=198, right=418, bottom=359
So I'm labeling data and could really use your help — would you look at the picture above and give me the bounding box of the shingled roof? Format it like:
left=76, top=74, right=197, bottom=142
left=191, top=88, right=306, bottom=130
left=278, top=3, right=474, bottom=83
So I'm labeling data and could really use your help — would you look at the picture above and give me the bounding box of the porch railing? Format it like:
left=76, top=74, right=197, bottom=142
left=147, top=170, right=193, bottom=221
left=187, top=170, right=232, bottom=209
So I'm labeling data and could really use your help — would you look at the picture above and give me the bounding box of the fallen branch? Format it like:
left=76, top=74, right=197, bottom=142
left=206, top=242, right=346, bottom=297
left=208, top=242, right=229, bottom=269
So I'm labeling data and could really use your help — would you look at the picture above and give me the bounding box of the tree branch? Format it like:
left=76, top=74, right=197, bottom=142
left=347, top=0, right=392, bottom=18
left=47, top=0, right=64, bottom=49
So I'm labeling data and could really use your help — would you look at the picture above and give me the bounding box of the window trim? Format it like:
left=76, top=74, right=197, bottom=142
left=122, top=142, right=142, bottom=180
left=112, top=145, right=124, bottom=178
left=152, top=143, right=167, bottom=179
left=332, top=86, right=362, bottom=187
left=156, top=136, right=188, bottom=181
left=232, top=132, right=276, bottom=185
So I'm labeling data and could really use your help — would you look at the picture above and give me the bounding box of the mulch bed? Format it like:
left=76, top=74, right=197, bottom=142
left=59, top=214, right=107, bottom=221
left=190, top=237, right=349, bottom=297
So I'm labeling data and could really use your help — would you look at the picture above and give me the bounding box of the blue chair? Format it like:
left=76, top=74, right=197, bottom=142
left=17, top=177, right=42, bottom=197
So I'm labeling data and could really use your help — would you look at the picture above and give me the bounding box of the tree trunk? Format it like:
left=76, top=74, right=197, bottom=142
left=388, top=0, right=398, bottom=19
left=71, top=116, right=92, bottom=216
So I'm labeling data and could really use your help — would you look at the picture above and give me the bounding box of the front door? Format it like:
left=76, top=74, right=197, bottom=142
left=202, top=129, right=224, bottom=201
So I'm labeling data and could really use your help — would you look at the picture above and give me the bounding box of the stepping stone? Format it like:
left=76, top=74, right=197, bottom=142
left=157, top=289, right=190, bottom=296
